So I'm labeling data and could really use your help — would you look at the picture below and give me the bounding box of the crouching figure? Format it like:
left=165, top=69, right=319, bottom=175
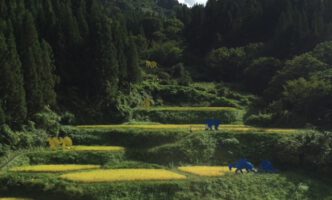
left=229, top=159, right=256, bottom=173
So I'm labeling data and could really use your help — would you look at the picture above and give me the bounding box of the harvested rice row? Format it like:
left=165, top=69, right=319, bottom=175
left=67, top=146, right=125, bottom=152
left=178, top=166, right=230, bottom=177
left=10, top=165, right=100, bottom=173
left=60, top=169, right=186, bottom=183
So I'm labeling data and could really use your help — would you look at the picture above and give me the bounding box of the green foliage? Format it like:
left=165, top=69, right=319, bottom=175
left=33, top=106, right=61, bottom=137
left=280, top=77, right=332, bottom=126
left=244, top=57, right=283, bottom=94
left=60, top=112, right=76, bottom=125
left=311, top=41, right=332, bottom=65
left=245, top=114, right=273, bottom=127
left=148, top=42, right=183, bottom=67
left=0, top=124, right=48, bottom=153
left=147, top=133, right=217, bottom=164
left=27, top=151, right=124, bottom=166
left=264, top=53, right=328, bottom=101
left=1, top=161, right=332, bottom=200
left=0, top=125, right=19, bottom=147
left=70, top=129, right=182, bottom=149
left=133, top=107, right=243, bottom=124
left=0, top=103, right=4, bottom=125
left=206, top=47, right=246, bottom=82
left=0, top=29, right=27, bottom=126
left=171, top=63, right=192, bottom=86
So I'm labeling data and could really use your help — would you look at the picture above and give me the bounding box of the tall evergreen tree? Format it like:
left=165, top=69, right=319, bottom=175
left=19, top=12, right=43, bottom=115
left=126, top=38, right=141, bottom=84
left=93, top=16, right=119, bottom=100
left=0, top=25, right=27, bottom=126
left=40, top=40, right=57, bottom=107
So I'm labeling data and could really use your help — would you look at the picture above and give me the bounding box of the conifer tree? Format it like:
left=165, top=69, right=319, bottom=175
left=126, top=38, right=141, bottom=84
left=40, top=40, right=57, bottom=107
left=4, top=28, right=27, bottom=125
left=20, top=12, right=43, bottom=115
left=0, top=22, right=27, bottom=126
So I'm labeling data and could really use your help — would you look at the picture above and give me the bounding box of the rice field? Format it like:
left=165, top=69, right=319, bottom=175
left=77, top=124, right=300, bottom=134
left=60, top=169, right=187, bottom=183
left=0, top=198, right=33, bottom=200
left=178, top=166, right=231, bottom=177
left=67, top=145, right=125, bottom=152
left=10, top=165, right=100, bottom=173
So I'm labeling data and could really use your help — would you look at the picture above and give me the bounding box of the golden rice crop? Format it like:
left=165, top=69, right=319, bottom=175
left=68, top=146, right=125, bottom=152
left=10, top=164, right=100, bottom=173
left=60, top=169, right=186, bottom=183
left=0, top=198, right=33, bottom=200
left=178, top=166, right=231, bottom=177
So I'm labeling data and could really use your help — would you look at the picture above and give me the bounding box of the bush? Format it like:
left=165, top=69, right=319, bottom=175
left=60, top=112, right=76, bottom=125
left=27, top=151, right=124, bottom=165
left=33, top=106, right=61, bottom=137
left=245, top=113, right=273, bottom=127
left=0, top=125, right=20, bottom=147
left=133, top=107, right=243, bottom=124
left=0, top=124, right=48, bottom=154
left=273, top=131, right=332, bottom=173
left=70, top=129, right=183, bottom=149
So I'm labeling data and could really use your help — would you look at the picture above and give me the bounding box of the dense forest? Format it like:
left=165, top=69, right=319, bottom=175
left=1, top=0, right=332, bottom=129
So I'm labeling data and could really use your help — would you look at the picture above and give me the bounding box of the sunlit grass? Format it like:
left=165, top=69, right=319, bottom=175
left=0, top=198, right=33, bottom=200
left=67, top=146, right=125, bottom=152
left=10, top=165, right=100, bottom=173
left=60, top=169, right=186, bottom=183
left=77, top=124, right=300, bottom=134
left=178, top=166, right=231, bottom=177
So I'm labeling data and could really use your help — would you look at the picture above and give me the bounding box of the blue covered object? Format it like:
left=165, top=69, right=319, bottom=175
left=206, top=119, right=221, bottom=130
left=229, top=159, right=256, bottom=173
left=259, top=160, right=278, bottom=173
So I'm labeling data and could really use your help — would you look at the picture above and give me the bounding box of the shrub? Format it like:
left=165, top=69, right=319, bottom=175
left=60, top=112, right=76, bottom=125
left=245, top=113, right=273, bottom=127
left=27, top=151, right=124, bottom=165
left=0, top=125, right=48, bottom=153
left=33, top=106, right=61, bottom=137
left=0, top=125, right=19, bottom=147
left=133, top=107, right=243, bottom=124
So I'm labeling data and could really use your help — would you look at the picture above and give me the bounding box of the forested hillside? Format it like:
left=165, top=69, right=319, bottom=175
left=1, top=0, right=332, bottom=128
left=1, top=1, right=332, bottom=199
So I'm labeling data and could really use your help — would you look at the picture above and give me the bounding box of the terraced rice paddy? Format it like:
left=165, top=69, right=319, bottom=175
left=178, top=166, right=231, bottom=177
left=0, top=198, right=33, bottom=200
left=68, top=145, right=125, bottom=152
left=60, top=169, right=187, bottom=183
left=10, top=165, right=100, bottom=173
left=77, top=124, right=299, bottom=134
